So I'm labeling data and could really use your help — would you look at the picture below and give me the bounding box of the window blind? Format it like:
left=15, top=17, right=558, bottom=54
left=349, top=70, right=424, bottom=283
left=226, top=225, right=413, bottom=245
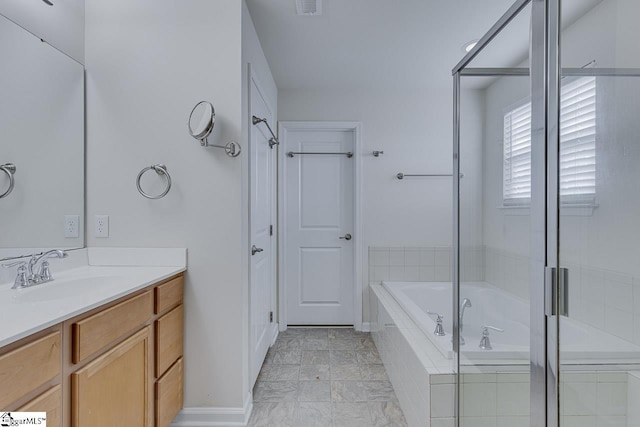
left=559, top=77, right=597, bottom=200
left=503, top=76, right=596, bottom=204
left=503, top=102, right=532, bottom=203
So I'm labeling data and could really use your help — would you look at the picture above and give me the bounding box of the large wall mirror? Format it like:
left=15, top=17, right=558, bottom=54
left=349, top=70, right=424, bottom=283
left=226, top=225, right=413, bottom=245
left=0, top=15, right=84, bottom=259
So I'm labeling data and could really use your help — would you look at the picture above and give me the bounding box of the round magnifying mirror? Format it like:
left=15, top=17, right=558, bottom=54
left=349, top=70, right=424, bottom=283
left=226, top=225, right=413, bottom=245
left=188, top=101, right=215, bottom=143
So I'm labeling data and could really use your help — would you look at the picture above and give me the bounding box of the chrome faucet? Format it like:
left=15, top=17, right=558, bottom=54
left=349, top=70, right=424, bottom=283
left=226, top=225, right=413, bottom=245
left=2, top=250, right=68, bottom=289
left=427, top=311, right=446, bottom=336
left=459, top=298, right=472, bottom=345
left=479, top=325, right=504, bottom=350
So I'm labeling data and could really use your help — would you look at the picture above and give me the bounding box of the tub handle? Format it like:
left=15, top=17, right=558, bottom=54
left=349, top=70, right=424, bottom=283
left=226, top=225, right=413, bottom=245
left=479, top=325, right=504, bottom=350
left=427, top=311, right=445, bottom=336
left=426, top=311, right=444, bottom=321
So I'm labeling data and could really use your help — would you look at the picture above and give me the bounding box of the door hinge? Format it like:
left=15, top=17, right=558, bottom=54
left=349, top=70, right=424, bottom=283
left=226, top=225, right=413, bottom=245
left=270, top=225, right=273, bottom=236
left=269, top=311, right=274, bottom=323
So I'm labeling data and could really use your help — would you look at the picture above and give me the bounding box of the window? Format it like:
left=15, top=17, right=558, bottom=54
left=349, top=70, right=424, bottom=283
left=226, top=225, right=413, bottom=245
left=503, top=76, right=597, bottom=205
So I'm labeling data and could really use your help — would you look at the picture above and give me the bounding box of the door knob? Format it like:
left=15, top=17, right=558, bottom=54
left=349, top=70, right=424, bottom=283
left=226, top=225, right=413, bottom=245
left=339, top=234, right=352, bottom=241
left=251, top=245, right=264, bottom=255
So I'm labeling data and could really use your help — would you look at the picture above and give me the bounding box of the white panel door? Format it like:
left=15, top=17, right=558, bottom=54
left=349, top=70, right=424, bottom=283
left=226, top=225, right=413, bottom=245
left=249, top=75, right=276, bottom=386
left=285, top=129, right=355, bottom=325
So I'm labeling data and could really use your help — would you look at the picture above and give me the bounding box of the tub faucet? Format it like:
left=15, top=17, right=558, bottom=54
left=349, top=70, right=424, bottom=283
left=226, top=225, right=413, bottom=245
left=479, top=325, right=504, bottom=350
left=427, top=311, right=446, bottom=336
left=459, top=298, right=472, bottom=345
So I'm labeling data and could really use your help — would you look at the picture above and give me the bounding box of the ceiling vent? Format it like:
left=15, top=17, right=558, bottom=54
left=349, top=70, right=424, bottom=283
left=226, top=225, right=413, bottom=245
left=296, top=0, right=322, bottom=16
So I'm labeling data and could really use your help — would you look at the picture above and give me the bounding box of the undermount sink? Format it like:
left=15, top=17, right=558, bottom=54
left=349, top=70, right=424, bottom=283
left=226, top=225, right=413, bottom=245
left=11, top=276, right=122, bottom=303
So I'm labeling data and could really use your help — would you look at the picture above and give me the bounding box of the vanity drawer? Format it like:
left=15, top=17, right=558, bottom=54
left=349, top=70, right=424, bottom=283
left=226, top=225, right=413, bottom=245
left=155, top=358, right=183, bottom=427
left=72, top=290, right=153, bottom=364
left=0, top=332, right=60, bottom=408
left=155, top=276, right=183, bottom=314
left=155, top=304, right=183, bottom=377
left=18, top=385, right=62, bottom=427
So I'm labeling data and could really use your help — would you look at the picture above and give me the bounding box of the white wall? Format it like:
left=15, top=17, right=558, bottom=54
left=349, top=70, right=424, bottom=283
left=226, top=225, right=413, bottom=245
left=0, top=0, right=84, bottom=63
left=241, top=0, right=278, bottom=396
left=85, top=0, right=249, bottom=413
left=279, top=87, right=483, bottom=323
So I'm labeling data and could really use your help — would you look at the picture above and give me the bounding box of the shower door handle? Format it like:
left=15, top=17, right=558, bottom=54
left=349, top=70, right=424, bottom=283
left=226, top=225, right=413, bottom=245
left=339, top=234, right=352, bottom=241
left=545, top=267, right=569, bottom=317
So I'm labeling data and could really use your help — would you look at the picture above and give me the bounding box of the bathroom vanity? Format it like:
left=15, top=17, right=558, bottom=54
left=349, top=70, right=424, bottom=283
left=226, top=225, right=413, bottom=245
left=0, top=269, right=184, bottom=427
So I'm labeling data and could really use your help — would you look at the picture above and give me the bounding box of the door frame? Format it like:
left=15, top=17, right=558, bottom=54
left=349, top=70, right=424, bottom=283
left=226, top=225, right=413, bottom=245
left=247, top=64, right=279, bottom=364
left=277, top=121, right=363, bottom=331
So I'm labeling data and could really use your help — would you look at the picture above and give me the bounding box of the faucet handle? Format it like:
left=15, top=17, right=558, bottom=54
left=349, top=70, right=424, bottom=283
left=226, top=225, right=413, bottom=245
left=2, top=260, right=27, bottom=269
left=427, top=311, right=446, bottom=336
left=38, top=260, right=52, bottom=282
left=481, top=325, right=504, bottom=334
left=2, top=261, right=28, bottom=289
left=427, top=310, right=444, bottom=321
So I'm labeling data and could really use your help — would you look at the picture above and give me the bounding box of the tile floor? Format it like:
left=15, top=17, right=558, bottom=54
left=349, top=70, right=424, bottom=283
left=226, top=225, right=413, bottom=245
left=248, top=327, right=408, bottom=427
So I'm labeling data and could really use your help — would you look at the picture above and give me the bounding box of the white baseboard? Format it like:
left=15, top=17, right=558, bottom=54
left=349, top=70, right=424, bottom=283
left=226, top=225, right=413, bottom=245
left=360, top=322, right=371, bottom=333
left=171, top=393, right=253, bottom=427
left=271, top=323, right=279, bottom=345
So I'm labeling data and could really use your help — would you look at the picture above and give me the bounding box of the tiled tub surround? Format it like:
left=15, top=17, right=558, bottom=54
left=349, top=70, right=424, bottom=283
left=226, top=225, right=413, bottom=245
left=483, top=245, right=640, bottom=348
left=249, top=328, right=407, bottom=427
left=370, top=283, right=455, bottom=426
left=369, top=247, right=454, bottom=283
left=457, top=369, right=636, bottom=427
left=370, top=245, right=640, bottom=348
left=384, top=281, right=640, bottom=364
left=370, top=283, right=640, bottom=426
left=368, top=246, right=484, bottom=292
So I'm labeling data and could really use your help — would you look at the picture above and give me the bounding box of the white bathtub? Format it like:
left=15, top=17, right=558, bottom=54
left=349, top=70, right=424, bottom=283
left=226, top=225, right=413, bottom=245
left=383, top=281, right=640, bottom=364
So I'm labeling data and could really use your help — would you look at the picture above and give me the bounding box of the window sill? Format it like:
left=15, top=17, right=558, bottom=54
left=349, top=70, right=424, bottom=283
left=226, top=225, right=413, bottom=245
left=498, top=203, right=598, bottom=217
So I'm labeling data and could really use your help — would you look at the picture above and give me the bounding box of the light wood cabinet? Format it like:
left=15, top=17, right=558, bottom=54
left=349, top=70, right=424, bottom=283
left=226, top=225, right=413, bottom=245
left=155, top=305, right=184, bottom=377
left=72, top=290, right=153, bottom=364
left=17, top=385, right=62, bottom=427
left=0, top=272, right=184, bottom=427
left=0, top=331, right=60, bottom=409
left=155, top=358, right=183, bottom=427
left=72, top=327, right=151, bottom=427
left=155, top=276, right=183, bottom=314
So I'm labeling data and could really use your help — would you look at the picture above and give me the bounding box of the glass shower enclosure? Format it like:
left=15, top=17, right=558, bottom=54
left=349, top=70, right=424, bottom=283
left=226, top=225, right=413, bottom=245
left=453, top=0, right=640, bottom=425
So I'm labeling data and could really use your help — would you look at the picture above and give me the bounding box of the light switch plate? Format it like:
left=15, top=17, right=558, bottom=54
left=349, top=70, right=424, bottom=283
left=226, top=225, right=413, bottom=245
left=95, top=215, right=109, bottom=238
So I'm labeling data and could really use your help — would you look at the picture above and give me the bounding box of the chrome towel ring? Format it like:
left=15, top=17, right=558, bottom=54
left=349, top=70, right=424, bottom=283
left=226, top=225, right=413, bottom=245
left=0, top=163, right=16, bottom=199
left=136, top=164, right=171, bottom=199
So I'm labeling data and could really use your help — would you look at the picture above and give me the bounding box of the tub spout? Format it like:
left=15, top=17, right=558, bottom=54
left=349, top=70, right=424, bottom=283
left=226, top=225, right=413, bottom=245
left=459, top=298, right=472, bottom=346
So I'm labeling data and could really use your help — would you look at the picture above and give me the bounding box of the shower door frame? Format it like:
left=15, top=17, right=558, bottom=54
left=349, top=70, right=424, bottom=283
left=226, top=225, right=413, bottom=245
left=451, top=0, right=561, bottom=426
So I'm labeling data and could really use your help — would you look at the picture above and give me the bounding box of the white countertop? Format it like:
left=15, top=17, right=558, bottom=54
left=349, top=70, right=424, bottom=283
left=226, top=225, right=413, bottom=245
left=0, top=248, right=186, bottom=348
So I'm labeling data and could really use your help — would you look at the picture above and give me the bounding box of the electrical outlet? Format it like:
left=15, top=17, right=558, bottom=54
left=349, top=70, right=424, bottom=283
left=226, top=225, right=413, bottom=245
left=64, top=215, right=80, bottom=238
left=95, top=215, right=109, bottom=238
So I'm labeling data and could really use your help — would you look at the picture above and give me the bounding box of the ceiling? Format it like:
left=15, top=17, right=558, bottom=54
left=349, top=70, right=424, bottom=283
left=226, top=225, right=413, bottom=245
left=246, top=0, right=603, bottom=91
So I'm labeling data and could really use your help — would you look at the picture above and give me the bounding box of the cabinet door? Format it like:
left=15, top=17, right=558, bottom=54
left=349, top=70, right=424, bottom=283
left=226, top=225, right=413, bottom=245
left=155, top=305, right=183, bottom=377
left=18, top=385, right=61, bottom=427
left=156, top=358, right=183, bottom=427
left=71, top=327, right=151, bottom=427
